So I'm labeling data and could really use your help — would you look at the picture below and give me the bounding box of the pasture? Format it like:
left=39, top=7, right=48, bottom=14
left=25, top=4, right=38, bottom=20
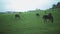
left=0, top=9, right=60, bottom=34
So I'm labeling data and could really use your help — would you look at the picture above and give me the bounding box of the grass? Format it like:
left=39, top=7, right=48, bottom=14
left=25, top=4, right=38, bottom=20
left=0, top=9, right=60, bottom=34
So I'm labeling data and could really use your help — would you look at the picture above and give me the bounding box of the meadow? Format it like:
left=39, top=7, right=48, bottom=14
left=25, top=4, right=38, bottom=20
left=0, top=9, right=60, bottom=34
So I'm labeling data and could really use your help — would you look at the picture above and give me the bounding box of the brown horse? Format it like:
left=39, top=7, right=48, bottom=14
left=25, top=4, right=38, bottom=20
left=43, top=13, right=53, bottom=23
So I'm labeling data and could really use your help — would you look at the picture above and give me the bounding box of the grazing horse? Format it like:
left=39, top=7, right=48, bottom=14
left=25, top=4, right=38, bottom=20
left=36, top=13, right=40, bottom=16
left=15, top=14, right=20, bottom=19
left=43, top=13, right=53, bottom=23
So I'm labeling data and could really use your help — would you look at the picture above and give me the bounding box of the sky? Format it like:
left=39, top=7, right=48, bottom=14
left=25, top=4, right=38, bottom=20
left=0, top=0, right=60, bottom=12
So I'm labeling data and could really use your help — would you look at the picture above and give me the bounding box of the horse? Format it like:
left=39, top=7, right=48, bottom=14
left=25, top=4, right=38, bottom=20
left=36, top=13, right=40, bottom=16
left=43, top=13, right=53, bottom=23
left=15, top=14, right=20, bottom=19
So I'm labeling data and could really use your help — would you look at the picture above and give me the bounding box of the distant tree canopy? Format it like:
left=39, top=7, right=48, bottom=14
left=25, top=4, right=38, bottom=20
left=52, top=2, right=60, bottom=9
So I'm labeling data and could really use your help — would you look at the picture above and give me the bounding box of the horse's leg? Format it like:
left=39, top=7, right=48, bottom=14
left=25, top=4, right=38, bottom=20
left=51, top=18, right=53, bottom=23
left=15, top=17, right=17, bottom=19
left=47, top=19, right=50, bottom=23
left=51, top=17, right=53, bottom=23
left=46, top=19, right=47, bottom=23
left=43, top=19, right=45, bottom=23
left=15, top=17, right=19, bottom=19
left=18, top=16, right=20, bottom=19
left=44, top=19, right=47, bottom=23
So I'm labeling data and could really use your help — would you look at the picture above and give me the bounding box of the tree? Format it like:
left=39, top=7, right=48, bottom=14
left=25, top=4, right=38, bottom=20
left=52, top=2, right=60, bottom=9
left=56, top=2, right=60, bottom=8
left=52, top=4, right=56, bottom=9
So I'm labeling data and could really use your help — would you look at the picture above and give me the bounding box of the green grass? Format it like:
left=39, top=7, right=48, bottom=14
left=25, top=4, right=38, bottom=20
left=0, top=9, right=60, bottom=34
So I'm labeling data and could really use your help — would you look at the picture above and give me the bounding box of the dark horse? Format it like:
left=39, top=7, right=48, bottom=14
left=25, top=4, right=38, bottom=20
left=15, top=14, right=20, bottom=19
left=43, top=13, right=53, bottom=23
left=36, top=13, right=40, bottom=16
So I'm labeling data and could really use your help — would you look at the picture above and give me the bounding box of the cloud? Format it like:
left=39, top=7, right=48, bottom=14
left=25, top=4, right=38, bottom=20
left=0, top=0, right=60, bottom=12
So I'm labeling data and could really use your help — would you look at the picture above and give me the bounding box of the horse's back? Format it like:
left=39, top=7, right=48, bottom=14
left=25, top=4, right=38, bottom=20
left=43, top=15, right=47, bottom=19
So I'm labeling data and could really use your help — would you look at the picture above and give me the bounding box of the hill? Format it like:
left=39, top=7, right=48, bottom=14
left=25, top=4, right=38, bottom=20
left=0, top=9, right=60, bottom=34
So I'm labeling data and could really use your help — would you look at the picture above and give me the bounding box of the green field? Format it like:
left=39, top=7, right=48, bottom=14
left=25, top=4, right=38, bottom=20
left=0, top=9, right=60, bottom=34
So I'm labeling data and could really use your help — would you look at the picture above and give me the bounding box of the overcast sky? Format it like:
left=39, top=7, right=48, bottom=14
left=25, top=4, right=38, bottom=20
left=0, top=0, right=60, bottom=12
